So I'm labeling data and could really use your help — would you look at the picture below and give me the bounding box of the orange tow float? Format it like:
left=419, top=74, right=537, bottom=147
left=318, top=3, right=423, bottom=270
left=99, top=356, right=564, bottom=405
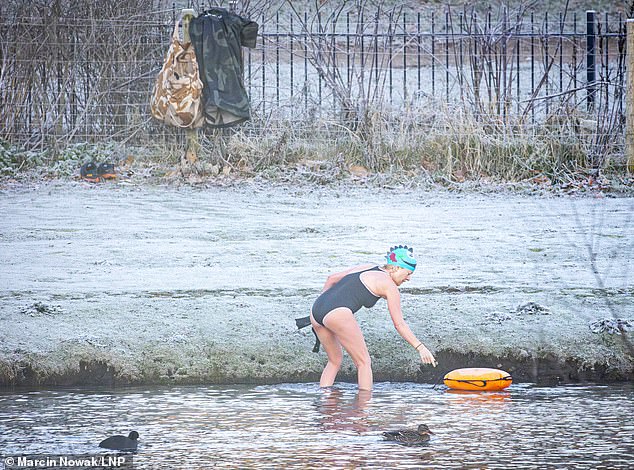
left=443, top=368, right=513, bottom=391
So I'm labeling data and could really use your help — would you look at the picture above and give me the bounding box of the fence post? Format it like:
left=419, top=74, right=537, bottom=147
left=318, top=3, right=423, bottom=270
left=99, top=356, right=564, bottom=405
left=181, top=8, right=200, bottom=171
left=586, top=10, right=597, bottom=111
left=626, top=19, right=634, bottom=174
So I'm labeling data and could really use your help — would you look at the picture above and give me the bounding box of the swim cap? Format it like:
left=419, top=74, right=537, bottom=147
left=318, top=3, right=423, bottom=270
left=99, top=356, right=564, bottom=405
left=386, top=245, right=417, bottom=271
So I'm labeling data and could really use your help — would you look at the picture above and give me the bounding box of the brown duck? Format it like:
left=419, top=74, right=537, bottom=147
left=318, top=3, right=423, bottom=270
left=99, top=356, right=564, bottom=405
left=382, top=424, right=433, bottom=446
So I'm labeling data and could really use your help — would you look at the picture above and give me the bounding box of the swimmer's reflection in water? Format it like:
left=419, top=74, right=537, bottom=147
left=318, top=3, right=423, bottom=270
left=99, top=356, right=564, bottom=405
left=316, top=387, right=372, bottom=433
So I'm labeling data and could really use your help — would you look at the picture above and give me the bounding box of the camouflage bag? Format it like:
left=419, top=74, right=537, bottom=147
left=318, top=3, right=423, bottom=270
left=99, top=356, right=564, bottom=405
left=150, top=20, right=204, bottom=128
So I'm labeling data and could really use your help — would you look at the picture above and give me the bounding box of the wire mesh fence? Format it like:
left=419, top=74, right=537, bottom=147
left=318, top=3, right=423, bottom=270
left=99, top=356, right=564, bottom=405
left=0, top=1, right=627, bottom=176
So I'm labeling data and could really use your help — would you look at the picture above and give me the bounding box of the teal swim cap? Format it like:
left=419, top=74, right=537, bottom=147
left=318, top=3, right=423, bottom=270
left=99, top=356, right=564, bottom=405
left=386, top=245, right=417, bottom=271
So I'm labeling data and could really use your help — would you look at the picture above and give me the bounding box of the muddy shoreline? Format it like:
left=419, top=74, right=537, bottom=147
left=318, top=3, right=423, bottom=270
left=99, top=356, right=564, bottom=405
left=0, top=180, right=632, bottom=389
left=3, top=349, right=631, bottom=390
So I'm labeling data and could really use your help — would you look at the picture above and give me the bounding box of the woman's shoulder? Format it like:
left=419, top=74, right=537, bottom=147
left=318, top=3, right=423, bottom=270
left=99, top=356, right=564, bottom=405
left=360, top=266, right=393, bottom=291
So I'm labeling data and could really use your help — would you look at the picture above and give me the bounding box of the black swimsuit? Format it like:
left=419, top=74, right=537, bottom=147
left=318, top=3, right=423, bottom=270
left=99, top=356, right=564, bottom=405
left=311, top=266, right=383, bottom=326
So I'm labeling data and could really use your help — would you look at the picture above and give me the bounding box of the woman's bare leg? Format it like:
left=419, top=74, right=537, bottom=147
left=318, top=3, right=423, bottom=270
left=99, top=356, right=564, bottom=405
left=311, top=314, right=343, bottom=387
left=322, top=308, right=373, bottom=390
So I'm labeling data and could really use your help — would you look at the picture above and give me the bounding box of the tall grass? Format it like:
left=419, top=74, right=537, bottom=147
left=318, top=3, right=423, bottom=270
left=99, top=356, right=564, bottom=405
left=202, top=97, right=614, bottom=184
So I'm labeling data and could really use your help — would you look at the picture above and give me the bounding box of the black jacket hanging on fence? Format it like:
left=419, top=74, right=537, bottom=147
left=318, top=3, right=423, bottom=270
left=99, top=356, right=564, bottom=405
left=190, top=8, right=259, bottom=128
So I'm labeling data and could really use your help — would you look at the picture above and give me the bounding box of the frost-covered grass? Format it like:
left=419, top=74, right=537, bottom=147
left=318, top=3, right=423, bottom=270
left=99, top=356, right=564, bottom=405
left=0, top=183, right=632, bottom=387
left=0, top=99, right=628, bottom=191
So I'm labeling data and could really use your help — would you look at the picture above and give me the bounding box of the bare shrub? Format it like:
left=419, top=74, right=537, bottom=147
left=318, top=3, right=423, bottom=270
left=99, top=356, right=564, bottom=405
left=0, top=0, right=172, bottom=152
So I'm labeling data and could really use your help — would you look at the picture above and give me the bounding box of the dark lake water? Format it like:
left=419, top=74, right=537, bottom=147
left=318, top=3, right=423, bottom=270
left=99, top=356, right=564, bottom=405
left=1, top=382, right=633, bottom=469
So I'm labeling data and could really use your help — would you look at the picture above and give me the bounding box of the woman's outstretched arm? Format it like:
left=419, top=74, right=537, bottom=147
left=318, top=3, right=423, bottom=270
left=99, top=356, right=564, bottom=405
left=384, top=284, right=437, bottom=367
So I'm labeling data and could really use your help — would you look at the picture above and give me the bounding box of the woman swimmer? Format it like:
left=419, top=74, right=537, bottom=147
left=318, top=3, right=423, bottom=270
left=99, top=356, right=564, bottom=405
left=310, top=245, right=437, bottom=390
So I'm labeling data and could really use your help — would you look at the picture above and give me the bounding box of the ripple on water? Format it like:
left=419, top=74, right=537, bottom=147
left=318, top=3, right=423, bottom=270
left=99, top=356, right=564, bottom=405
left=0, top=383, right=633, bottom=469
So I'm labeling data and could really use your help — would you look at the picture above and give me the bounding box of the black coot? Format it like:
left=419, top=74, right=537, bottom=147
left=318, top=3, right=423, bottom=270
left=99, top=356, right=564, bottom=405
left=98, top=431, right=139, bottom=451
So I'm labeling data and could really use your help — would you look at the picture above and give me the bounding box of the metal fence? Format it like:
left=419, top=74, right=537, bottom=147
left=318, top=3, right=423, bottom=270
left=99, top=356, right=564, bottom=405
left=250, top=8, right=624, bottom=125
left=0, top=5, right=626, bottom=150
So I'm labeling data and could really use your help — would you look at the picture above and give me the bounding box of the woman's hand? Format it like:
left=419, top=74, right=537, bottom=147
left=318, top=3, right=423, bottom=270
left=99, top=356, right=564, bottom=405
left=417, top=344, right=438, bottom=367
